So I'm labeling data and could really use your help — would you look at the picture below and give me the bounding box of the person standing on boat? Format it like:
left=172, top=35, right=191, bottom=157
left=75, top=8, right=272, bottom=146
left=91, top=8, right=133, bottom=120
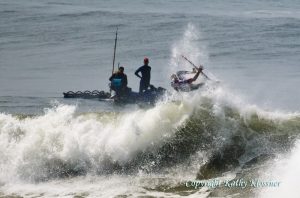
left=109, top=66, right=128, bottom=97
left=135, top=57, right=151, bottom=93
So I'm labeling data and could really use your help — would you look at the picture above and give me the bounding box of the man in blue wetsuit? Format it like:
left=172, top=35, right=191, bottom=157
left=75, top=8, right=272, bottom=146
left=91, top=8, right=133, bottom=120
left=109, top=66, right=128, bottom=97
left=135, top=57, right=151, bottom=93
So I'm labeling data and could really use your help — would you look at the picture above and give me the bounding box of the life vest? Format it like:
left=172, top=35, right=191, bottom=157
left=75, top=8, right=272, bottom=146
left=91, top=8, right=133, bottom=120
left=111, top=78, right=122, bottom=88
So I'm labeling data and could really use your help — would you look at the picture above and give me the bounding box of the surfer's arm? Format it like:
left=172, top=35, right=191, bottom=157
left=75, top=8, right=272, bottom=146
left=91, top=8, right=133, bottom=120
left=191, top=67, right=203, bottom=82
left=135, top=67, right=142, bottom=78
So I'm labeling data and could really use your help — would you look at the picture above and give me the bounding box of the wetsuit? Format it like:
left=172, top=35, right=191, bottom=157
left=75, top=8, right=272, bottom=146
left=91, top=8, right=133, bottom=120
left=171, top=78, right=203, bottom=92
left=135, top=65, right=151, bottom=93
left=109, top=72, right=128, bottom=96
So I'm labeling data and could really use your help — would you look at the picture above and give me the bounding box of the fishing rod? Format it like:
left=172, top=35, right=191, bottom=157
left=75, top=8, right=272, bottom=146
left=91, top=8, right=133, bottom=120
left=110, top=28, right=118, bottom=95
left=181, top=55, right=210, bottom=80
left=112, top=28, right=118, bottom=75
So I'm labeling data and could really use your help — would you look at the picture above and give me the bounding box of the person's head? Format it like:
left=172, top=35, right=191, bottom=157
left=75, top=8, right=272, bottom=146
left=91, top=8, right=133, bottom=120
left=144, top=57, right=149, bottom=65
left=171, top=74, right=178, bottom=82
left=119, top=66, right=124, bottom=74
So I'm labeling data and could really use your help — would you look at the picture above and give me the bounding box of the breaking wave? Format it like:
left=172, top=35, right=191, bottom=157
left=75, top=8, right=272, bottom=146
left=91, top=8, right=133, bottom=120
left=0, top=85, right=299, bottom=184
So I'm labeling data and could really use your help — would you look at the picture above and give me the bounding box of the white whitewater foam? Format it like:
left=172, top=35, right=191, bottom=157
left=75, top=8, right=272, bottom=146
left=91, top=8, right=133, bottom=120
left=258, top=140, right=300, bottom=198
left=0, top=98, right=197, bottom=183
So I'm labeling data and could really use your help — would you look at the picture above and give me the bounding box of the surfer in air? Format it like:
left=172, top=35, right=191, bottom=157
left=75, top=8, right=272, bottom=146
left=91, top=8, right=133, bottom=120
left=171, top=65, right=204, bottom=92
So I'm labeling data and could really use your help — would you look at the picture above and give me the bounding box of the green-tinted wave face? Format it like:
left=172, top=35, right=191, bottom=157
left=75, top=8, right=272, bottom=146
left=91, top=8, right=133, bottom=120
left=124, top=97, right=300, bottom=174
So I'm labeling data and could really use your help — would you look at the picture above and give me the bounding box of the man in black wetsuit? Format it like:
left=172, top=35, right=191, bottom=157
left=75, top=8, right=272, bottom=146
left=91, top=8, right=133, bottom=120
left=109, top=66, right=128, bottom=97
left=135, top=57, right=151, bottom=93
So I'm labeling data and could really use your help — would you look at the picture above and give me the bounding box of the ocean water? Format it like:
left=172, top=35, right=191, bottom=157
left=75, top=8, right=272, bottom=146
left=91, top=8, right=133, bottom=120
left=0, top=0, right=300, bottom=197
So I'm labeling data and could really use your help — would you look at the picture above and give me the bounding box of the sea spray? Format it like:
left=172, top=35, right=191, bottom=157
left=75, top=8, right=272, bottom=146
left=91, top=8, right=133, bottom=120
left=0, top=85, right=299, bottom=198
left=259, top=141, right=300, bottom=198
left=0, top=99, right=196, bottom=182
left=169, top=23, right=208, bottom=77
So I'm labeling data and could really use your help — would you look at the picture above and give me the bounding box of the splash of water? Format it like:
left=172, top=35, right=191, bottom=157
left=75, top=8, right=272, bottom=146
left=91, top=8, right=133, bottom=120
left=259, top=140, right=300, bottom=198
left=169, top=23, right=208, bottom=76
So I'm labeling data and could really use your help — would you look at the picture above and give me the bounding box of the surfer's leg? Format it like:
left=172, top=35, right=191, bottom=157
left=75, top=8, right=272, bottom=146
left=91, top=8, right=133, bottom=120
left=140, top=81, right=147, bottom=93
left=139, top=81, right=144, bottom=93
